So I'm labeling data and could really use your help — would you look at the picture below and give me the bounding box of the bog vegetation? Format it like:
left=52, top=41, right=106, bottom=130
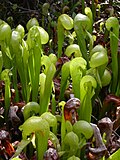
left=0, top=0, right=120, bottom=160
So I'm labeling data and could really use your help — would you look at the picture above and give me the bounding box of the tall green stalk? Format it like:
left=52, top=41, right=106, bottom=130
left=1, top=69, right=11, bottom=121
left=15, top=24, right=29, bottom=102
left=91, top=0, right=96, bottom=20
left=0, top=21, right=12, bottom=69
left=89, top=44, right=108, bottom=90
left=21, top=40, right=30, bottom=102
left=105, top=17, right=119, bottom=94
left=10, top=30, right=22, bottom=102
left=70, top=57, right=87, bottom=98
left=27, top=25, right=49, bottom=102
left=60, top=62, right=70, bottom=100
left=79, top=75, right=97, bottom=122
left=85, top=7, right=93, bottom=34
left=57, top=14, right=73, bottom=58
left=27, top=26, right=42, bottom=102
left=60, top=57, right=87, bottom=100
left=81, top=0, right=85, bottom=14
left=11, top=30, right=30, bottom=102
left=40, top=63, right=56, bottom=114
left=74, top=13, right=91, bottom=67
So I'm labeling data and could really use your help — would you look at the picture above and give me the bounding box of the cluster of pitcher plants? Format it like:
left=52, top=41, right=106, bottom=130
left=0, top=2, right=120, bottom=160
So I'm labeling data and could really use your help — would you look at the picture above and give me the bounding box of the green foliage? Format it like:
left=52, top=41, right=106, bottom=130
left=1, top=69, right=11, bottom=121
left=106, top=17, right=119, bottom=93
left=57, top=14, right=73, bottom=58
left=0, top=1, right=120, bottom=159
left=107, top=149, right=120, bottom=160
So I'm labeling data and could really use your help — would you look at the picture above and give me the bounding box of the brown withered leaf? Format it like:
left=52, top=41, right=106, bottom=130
left=98, top=117, right=113, bottom=147
left=0, top=130, right=15, bottom=158
left=64, top=98, right=80, bottom=124
left=88, top=123, right=107, bottom=159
